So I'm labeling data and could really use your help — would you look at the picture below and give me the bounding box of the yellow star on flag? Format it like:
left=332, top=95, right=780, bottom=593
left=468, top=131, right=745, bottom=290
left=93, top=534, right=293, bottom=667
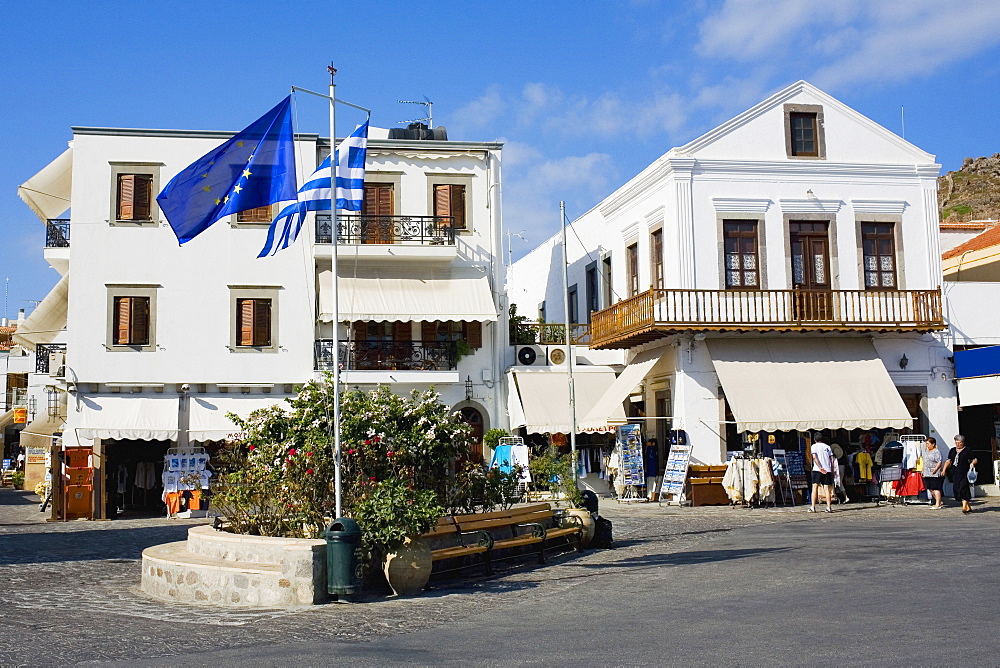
left=233, top=184, right=243, bottom=194
left=202, top=186, right=211, bottom=192
left=201, top=173, right=208, bottom=178
left=223, top=196, right=229, bottom=203
left=215, top=198, right=222, bottom=205
left=236, top=141, right=245, bottom=147
left=242, top=169, right=252, bottom=179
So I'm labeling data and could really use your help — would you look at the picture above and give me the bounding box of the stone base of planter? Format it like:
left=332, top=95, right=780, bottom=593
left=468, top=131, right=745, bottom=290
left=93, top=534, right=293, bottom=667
left=141, top=525, right=327, bottom=607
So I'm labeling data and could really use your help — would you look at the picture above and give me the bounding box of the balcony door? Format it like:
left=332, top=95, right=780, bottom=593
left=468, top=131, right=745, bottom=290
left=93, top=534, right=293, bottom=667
left=362, top=183, right=394, bottom=244
left=790, top=221, right=832, bottom=321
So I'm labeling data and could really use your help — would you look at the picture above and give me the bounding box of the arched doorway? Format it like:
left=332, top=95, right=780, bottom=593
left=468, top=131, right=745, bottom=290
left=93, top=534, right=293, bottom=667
left=459, top=406, right=485, bottom=464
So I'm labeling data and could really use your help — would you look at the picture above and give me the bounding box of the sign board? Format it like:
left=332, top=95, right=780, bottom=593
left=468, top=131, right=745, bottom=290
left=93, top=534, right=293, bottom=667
left=783, top=451, right=809, bottom=490
left=13, top=407, right=27, bottom=424
left=26, top=446, right=48, bottom=465
left=616, top=424, right=644, bottom=486
left=661, top=443, right=693, bottom=497
left=1, top=459, right=10, bottom=471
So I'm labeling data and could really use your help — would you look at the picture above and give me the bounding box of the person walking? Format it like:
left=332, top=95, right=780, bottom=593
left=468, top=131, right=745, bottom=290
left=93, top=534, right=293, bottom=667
left=809, top=434, right=836, bottom=513
left=942, top=434, right=979, bottom=514
left=921, top=436, right=945, bottom=509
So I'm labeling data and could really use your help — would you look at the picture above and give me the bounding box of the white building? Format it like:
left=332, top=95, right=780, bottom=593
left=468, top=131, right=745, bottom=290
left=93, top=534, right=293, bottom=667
left=509, top=81, right=957, bottom=469
left=16, top=119, right=505, bottom=519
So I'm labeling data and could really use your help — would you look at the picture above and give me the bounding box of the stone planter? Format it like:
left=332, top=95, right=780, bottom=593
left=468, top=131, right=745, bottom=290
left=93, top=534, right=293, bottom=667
left=141, top=525, right=328, bottom=607
left=562, top=508, right=596, bottom=547
left=383, top=537, right=432, bottom=596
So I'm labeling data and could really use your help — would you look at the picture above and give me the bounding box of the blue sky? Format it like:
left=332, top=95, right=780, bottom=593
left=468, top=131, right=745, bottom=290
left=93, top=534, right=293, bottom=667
left=3, top=0, right=1000, bottom=319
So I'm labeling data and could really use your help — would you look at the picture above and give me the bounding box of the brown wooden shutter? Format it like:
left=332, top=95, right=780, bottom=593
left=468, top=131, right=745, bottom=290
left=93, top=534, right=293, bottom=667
left=434, top=184, right=451, bottom=217
left=238, top=205, right=272, bottom=223
left=118, top=175, right=134, bottom=220
left=238, top=299, right=254, bottom=346
left=464, top=320, right=482, bottom=348
left=377, top=183, right=393, bottom=215
left=451, top=185, right=466, bottom=230
left=115, top=297, right=131, bottom=344
left=253, top=299, right=271, bottom=346
left=351, top=321, right=366, bottom=342
left=133, top=175, right=152, bottom=220
left=132, top=297, right=150, bottom=345
left=393, top=321, right=410, bottom=342
left=421, top=321, right=438, bottom=344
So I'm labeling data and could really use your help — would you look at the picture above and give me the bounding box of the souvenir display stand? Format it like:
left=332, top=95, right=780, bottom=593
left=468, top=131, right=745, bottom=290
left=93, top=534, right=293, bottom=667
left=162, top=446, right=212, bottom=518
left=660, top=442, right=694, bottom=505
left=616, top=424, right=645, bottom=502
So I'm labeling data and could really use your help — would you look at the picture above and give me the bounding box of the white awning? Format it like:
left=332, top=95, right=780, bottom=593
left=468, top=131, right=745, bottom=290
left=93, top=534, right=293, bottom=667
left=77, top=396, right=178, bottom=441
left=18, top=147, right=72, bottom=222
left=957, top=376, right=1000, bottom=407
left=0, top=409, right=17, bottom=430
left=20, top=416, right=64, bottom=449
left=188, top=396, right=286, bottom=441
left=321, top=273, right=497, bottom=322
left=508, top=367, right=622, bottom=434
left=12, top=274, right=69, bottom=351
left=707, top=339, right=912, bottom=432
left=580, top=348, right=663, bottom=431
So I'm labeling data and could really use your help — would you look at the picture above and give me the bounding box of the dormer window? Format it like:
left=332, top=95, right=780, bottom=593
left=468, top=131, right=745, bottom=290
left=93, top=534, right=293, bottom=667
left=784, top=104, right=825, bottom=160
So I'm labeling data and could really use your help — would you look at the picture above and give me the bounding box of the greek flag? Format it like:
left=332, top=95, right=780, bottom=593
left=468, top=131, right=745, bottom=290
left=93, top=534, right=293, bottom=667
left=258, top=120, right=369, bottom=257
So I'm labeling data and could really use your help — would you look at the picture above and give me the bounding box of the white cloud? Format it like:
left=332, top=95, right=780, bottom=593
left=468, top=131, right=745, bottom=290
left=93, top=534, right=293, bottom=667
left=696, top=0, right=1000, bottom=90
left=450, top=84, right=504, bottom=131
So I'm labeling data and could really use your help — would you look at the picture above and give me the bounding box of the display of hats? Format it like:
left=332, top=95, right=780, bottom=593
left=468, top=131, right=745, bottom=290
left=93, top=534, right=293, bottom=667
left=831, top=444, right=844, bottom=459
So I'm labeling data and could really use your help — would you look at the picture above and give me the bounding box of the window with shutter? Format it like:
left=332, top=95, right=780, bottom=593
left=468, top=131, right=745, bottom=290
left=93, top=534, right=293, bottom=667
left=463, top=321, right=482, bottom=348
left=434, top=184, right=467, bottom=230
left=363, top=183, right=394, bottom=243
left=113, top=296, right=150, bottom=345
left=117, top=174, right=153, bottom=221
left=237, top=206, right=273, bottom=223
left=237, top=298, right=271, bottom=346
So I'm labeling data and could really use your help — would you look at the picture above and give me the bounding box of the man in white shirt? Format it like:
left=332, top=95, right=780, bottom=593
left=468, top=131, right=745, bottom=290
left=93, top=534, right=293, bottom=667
left=809, top=434, right=836, bottom=513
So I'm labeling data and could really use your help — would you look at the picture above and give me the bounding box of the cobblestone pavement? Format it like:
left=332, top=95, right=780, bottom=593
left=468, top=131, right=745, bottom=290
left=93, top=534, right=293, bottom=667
left=1, top=487, right=995, bottom=665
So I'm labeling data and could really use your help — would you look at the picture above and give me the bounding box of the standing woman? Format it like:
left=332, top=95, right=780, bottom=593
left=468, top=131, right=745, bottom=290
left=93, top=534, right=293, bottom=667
left=942, top=434, right=979, bottom=514
left=921, top=436, right=945, bottom=509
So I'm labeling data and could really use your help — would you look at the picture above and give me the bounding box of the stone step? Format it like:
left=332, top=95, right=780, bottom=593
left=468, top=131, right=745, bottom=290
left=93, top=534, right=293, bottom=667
left=143, top=541, right=280, bottom=574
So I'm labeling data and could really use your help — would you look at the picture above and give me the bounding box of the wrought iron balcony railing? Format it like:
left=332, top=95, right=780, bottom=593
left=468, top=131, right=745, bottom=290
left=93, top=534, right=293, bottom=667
left=36, top=343, right=67, bottom=374
left=589, top=287, right=945, bottom=349
left=315, top=339, right=458, bottom=371
left=45, top=219, right=70, bottom=248
left=315, top=214, right=455, bottom=246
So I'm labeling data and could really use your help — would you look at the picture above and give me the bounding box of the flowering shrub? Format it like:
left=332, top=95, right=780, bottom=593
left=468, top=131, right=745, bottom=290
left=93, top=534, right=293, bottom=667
left=214, top=376, right=474, bottom=548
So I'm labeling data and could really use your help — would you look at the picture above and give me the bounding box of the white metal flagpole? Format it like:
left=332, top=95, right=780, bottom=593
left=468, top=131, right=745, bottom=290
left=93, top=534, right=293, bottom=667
left=328, top=64, right=344, bottom=519
left=560, top=201, right=578, bottom=484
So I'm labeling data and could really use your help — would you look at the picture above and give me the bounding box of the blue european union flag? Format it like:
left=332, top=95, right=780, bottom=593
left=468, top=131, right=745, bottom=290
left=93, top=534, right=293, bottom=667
left=158, top=96, right=297, bottom=245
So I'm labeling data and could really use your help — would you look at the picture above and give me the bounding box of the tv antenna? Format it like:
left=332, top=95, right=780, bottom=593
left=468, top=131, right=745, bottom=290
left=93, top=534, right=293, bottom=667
left=504, top=230, right=526, bottom=269
left=397, top=96, right=433, bottom=128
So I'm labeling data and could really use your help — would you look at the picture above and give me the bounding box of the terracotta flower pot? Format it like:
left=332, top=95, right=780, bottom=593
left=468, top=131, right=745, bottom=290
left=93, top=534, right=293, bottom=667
left=383, top=537, right=432, bottom=596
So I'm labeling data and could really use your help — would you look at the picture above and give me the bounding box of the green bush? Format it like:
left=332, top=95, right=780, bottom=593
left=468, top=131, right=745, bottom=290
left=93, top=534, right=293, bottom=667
left=528, top=447, right=584, bottom=508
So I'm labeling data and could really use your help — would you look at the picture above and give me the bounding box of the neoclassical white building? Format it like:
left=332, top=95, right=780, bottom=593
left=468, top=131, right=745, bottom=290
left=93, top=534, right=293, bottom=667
left=16, top=119, right=506, bottom=519
left=509, top=81, right=957, bottom=466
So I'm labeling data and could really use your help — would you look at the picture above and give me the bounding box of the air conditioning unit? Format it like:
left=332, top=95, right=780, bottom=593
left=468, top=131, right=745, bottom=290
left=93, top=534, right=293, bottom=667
left=547, top=345, right=569, bottom=366
left=515, top=345, right=546, bottom=366
left=49, top=351, right=66, bottom=378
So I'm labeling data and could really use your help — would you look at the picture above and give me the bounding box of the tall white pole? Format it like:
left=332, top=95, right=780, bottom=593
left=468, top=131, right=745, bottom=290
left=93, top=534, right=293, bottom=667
left=560, top=201, right=578, bottom=483
left=329, top=65, right=343, bottom=519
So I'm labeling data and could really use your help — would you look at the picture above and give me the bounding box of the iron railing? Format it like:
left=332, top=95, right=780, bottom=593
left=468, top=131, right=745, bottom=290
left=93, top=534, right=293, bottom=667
left=35, top=343, right=67, bottom=374
left=45, top=219, right=70, bottom=248
left=315, top=214, right=455, bottom=245
left=315, top=339, right=458, bottom=371
left=590, top=287, right=945, bottom=349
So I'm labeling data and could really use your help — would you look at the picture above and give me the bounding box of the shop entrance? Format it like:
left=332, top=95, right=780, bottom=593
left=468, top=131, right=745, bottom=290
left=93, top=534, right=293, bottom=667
left=101, top=439, right=171, bottom=519
left=957, top=403, right=998, bottom=484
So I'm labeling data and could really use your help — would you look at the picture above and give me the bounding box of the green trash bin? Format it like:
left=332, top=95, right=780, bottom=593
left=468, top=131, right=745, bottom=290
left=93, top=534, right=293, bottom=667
left=323, top=517, right=362, bottom=601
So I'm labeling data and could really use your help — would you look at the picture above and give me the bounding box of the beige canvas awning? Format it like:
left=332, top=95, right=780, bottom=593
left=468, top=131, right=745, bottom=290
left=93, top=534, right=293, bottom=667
left=508, top=367, right=622, bottom=434
left=18, top=147, right=72, bottom=222
left=957, top=376, right=1000, bottom=407
left=707, top=338, right=912, bottom=432
left=77, top=396, right=178, bottom=441
left=188, top=396, right=286, bottom=441
left=320, top=273, right=497, bottom=322
left=580, top=348, right=664, bottom=431
left=19, top=416, right=64, bottom=449
left=0, top=409, right=18, bottom=431
left=12, top=274, right=69, bottom=351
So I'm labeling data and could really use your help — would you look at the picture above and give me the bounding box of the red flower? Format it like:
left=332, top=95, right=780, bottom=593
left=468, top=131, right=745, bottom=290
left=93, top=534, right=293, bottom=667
left=347, top=448, right=355, bottom=455
left=306, top=451, right=313, bottom=457
left=372, top=436, right=381, bottom=444
left=386, top=451, right=394, bottom=458
left=363, top=439, right=371, bottom=446
left=248, top=445, right=256, bottom=451
left=289, top=448, right=297, bottom=456
left=306, top=468, right=314, bottom=475
left=369, top=476, right=377, bottom=481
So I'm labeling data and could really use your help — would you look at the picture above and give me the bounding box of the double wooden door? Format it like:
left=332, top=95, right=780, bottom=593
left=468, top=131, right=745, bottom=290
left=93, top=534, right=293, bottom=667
left=790, top=222, right=832, bottom=321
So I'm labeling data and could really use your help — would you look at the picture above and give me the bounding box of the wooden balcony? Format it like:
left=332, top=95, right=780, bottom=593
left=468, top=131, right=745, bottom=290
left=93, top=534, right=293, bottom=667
left=589, top=287, right=945, bottom=349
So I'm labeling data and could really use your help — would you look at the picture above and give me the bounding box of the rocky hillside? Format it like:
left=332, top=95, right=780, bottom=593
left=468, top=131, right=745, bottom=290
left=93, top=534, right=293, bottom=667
left=939, top=154, right=1000, bottom=222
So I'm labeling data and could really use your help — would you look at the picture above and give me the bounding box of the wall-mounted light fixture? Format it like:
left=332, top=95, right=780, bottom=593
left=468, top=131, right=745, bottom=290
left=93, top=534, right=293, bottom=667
left=899, top=354, right=909, bottom=369
left=465, top=376, right=474, bottom=401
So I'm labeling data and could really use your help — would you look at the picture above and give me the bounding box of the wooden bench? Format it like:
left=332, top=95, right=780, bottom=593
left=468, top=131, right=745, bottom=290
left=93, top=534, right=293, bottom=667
left=423, top=503, right=584, bottom=576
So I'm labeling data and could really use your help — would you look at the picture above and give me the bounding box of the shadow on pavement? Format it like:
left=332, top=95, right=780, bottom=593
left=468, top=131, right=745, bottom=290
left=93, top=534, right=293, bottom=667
left=0, top=525, right=195, bottom=565
left=589, top=545, right=796, bottom=570
left=0, top=489, right=37, bottom=506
